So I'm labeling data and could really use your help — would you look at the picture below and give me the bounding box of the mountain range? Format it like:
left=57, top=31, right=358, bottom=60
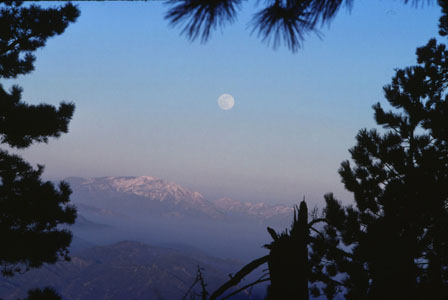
left=66, top=176, right=294, bottom=225
left=0, top=176, right=296, bottom=299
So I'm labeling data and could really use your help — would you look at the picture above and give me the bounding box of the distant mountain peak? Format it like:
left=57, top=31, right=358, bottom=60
left=66, top=176, right=293, bottom=224
left=81, top=176, right=204, bottom=203
left=69, top=176, right=224, bottom=219
left=214, top=197, right=293, bottom=220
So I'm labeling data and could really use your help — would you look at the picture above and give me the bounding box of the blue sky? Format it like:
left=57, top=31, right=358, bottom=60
left=8, top=1, right=443, bottom=205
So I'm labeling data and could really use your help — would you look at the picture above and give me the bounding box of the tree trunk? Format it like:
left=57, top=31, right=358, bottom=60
left=266, top=201, right=309, bottom=300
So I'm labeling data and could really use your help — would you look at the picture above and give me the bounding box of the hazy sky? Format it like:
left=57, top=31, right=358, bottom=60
left=6, top=1, right=443, bottom=205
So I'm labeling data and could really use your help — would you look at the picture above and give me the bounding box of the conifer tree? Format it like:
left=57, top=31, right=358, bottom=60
left=310, top=39, right=448, bottom=300
left=165, top=0, right=447, bottom=52
left=0, top=1, right=79, bottom=276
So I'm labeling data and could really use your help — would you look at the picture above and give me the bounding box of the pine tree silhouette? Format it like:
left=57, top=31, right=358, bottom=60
left=310, top=39, right=448, bottom=300
left=0, top=1, right=79, bottom=279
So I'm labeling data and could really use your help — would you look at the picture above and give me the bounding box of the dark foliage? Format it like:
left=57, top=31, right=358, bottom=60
left=165, top=0, right=242, bottom=43
left=0, top=151, right=76, bottom=276
left=250, top=1, right=316, bottom=52
left=0, top=84, right=74, bottom=148
left=165, top=0, right=443, bottom=52
left=165, top=0, right=353, bottom=51
left=0, top=1, right=79, bottom=278
left=250, top=0, right=353, bottom=52
left=311, top=39, right=448, bottom=300
left=0, top=1, right=79, bottom=79
left=19, top=287, right=62, bottom=300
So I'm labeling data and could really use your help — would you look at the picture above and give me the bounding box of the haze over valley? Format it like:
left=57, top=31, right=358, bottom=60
left=67, top=176, right=294, bottom=258
left=0, top=175, right=293, bottom=299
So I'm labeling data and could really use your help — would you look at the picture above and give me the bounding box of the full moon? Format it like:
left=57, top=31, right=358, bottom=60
left=218, top=94, right=235, bottom=110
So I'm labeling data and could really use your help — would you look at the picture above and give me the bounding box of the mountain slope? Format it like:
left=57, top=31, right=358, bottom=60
left=0, top=241, right=257, bottom=300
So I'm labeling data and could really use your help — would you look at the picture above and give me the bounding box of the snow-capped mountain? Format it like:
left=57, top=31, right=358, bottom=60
left=79, top=176, right=205, bottom=205
left=65, top=176, right=293, bottom=225
left=214, top=197, right=293, bottom=227
left=66, top=176, right=223, bottom=219
left=214, top=197, right=293, bottom=218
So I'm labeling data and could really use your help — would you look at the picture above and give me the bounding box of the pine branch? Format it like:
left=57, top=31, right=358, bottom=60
left=308, top=218, right=328, bottom=227
left=208, top=255, right=269, bottom=300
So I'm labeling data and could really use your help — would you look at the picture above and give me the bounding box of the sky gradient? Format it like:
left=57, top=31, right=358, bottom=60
left=6, top=1, right=443, bottom=205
